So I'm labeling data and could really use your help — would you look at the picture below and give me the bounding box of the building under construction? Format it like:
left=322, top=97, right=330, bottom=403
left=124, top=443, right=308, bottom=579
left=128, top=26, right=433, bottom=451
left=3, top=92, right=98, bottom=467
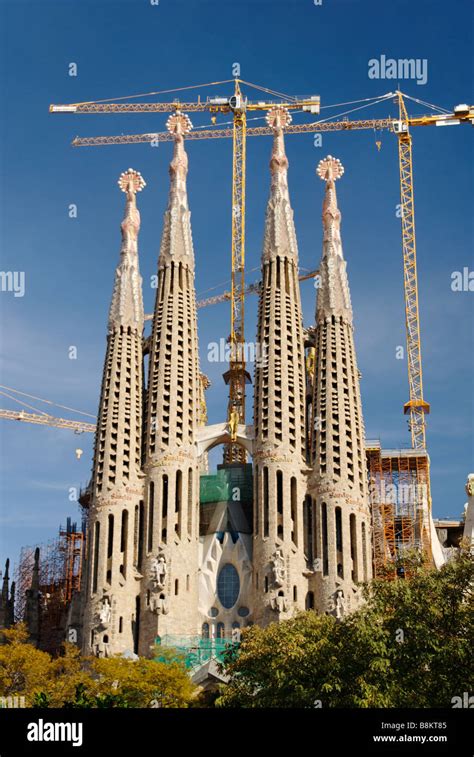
left=366, top=442, right=432, bottom=577
left=5, top=518, right=85, bottom=654
left=1, top=82, right=472, bottom=664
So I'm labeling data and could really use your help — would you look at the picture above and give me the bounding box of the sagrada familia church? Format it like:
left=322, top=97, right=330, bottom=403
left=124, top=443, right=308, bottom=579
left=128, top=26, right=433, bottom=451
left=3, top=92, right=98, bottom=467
left=60, top=106, right=373, bottom=659
left=1, top=104, right=472, bottom=677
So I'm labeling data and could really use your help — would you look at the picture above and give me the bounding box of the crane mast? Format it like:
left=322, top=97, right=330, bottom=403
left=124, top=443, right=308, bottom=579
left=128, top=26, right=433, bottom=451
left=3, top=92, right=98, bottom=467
left=395, top=91, right=430, bottom=450
left=224, top=80, right=250, bottom=463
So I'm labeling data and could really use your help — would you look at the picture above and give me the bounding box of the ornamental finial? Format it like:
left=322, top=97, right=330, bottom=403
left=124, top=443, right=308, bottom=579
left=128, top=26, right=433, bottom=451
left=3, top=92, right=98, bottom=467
left=317, top=155, right=344, bottom=182
left=166, top=111, right=193, bottom=137
left=118, top=168, right=146, bottom=195
left=266, top=106, right=292, bottom=131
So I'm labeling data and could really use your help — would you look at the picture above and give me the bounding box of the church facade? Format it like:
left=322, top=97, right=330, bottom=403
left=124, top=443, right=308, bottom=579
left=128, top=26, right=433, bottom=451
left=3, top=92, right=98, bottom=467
left=77, top=108, right=372, bottom=659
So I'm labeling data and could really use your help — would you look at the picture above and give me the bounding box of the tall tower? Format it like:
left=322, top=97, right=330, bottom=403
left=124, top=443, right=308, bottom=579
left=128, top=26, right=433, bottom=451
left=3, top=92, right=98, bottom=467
left=252, top=108, right=308, bottom=625
left=25, top=548, right=40, bottom=644
left=140, top=113, right=201, bottom=653
left=0, top=559, right=15, bottom=639
left=82, top=169, right=146, bottom=657
left=308, top=156, right=372, bottom=618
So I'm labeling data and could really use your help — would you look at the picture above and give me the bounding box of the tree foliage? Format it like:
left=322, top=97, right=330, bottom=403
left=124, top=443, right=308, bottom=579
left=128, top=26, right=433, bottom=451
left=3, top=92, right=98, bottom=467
left=217, top=550, right=474, bottom=708
left=0, top=625, right=195, bottom=708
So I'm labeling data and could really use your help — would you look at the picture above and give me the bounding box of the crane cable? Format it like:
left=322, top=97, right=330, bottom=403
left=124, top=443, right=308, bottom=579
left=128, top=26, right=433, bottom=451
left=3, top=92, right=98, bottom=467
left=0, top=385, right=96, bottom=418
left=69, top=79, right=238, bottom=106
left=0, top=390, right=52, bottom=417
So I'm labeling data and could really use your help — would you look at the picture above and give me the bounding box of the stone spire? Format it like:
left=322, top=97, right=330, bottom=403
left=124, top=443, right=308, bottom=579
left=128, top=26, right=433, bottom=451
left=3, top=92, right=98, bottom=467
left=262, top=108, right=298, bottom=263
left=1, top=558, right=9, bottom=604
left=253, top=108, right=307, bottom=626
left=141, top=113, right=201, bottom=651
left=307, top=156, right=372, bottom=618
left=157, top=112, right=195, bottom=268
left=91, top=169, right=146, bottom=494
left=315, top=156, right=352, bottom=323
left=0, top=559, right=13, bottom=635
left=82, top=170, right=146, bottom=658
left=108, top=169, right=145, bottom=332
left=25, top=548, right=40, bottom=644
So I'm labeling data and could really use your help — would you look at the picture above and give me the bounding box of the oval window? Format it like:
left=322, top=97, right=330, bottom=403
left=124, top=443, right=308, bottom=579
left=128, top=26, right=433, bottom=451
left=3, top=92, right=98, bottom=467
left=217, top=563, right=240, bottom=609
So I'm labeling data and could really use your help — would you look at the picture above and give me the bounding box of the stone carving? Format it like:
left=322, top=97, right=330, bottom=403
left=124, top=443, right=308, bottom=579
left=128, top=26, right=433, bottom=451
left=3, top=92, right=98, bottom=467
left=151, top=553, right=167, bottom=588
left=271, top=549, right=286, bottom=587
left=98, top=596, right=111, bottom=627
left=91, top=629, right=110, bottom=658
left=151, top=592, right=169, bottom=616
left=328, top=588, right=345, bottom=620
left=271, top=592, right=288, bottom=613
left=465, top=473, right=474, bottom=498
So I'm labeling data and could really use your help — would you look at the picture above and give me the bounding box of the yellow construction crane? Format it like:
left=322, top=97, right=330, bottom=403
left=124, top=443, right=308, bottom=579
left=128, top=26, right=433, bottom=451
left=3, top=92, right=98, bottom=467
left=52, top=86, right=474, bottom=456
left=11, top=83, right=465, bottom=462
left=0, top=408, right=95, bottom=434
left=0, top=386, right=96, bottom=434
left=50, top=78, right=321, bottom=463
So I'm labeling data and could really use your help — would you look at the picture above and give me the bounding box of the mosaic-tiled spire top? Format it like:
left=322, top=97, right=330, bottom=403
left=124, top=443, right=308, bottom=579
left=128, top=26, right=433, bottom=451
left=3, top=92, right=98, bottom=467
left=262, top=107, right=298, bottom=262
left=315, top=156, right=352, bottom=323
left=159, top=112, right=195, bottom=268
left=108, top=169, right=145, bottom=333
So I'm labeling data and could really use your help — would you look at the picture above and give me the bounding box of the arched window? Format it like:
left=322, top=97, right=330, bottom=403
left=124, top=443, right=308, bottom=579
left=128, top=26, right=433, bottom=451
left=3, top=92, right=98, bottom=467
left=148, top=482, right=154, bottom=553
left=290, top=477, right=298, bottom=546
left=322, top=502, right=329, bottom=576
left=335, top=506, right=343, bottom=552
left=216, top=622, right=225, bottom=639
left=107, top=514, right=114, bottom=559
left=175, top=470, right=182, bottom=536
left=202, top=623, right=209, bottom=639
left=305, top=591, right=315, bottom=610
left=350, top=513, right=358, bottom=582
left=263, top=467, right=269, bottom=537
left=92, top=521, right=100, bottom=593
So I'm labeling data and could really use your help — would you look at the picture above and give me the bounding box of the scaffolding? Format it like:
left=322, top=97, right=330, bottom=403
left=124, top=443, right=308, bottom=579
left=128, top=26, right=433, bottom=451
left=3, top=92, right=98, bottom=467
left=13, top=517, right=85, bottom=652
left=366, top=441, right=431, bottom=578
left=155, top=634, right=238, bottom=672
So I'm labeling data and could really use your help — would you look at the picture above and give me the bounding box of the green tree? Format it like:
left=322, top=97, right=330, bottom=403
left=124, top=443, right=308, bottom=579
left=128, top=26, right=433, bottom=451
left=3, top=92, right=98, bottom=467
left=218, top=550, right=474, bottom=708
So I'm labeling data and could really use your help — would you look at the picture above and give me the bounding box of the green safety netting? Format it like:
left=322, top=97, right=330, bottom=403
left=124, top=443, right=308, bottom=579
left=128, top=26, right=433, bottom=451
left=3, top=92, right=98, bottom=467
left=154, top=635, right=238, bottom=671
left=199, top=464, right=253, bottom=504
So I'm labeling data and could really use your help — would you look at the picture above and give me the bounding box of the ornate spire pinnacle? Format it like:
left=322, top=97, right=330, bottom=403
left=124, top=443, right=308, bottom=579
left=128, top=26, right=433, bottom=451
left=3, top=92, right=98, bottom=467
left=317, top=155, right=345, bottom=260
left=267, top=107, right=292, bottom=194
left=262, top=107, right=298, bottom=262
left=167, top=111, right=192, bottom=207
left=31, top=547, right=40, bottom=591
left=159, top=112, right=194, bottom=267
left=315, top=156, right=352, bottom=322
left=1, top=559, right=9, bottom=602
left=108, top=168, right=145, bottom=333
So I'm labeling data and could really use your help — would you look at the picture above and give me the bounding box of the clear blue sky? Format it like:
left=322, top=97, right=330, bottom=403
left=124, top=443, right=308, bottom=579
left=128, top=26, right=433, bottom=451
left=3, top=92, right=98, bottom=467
left=0, top=0, right=472, bottom=571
